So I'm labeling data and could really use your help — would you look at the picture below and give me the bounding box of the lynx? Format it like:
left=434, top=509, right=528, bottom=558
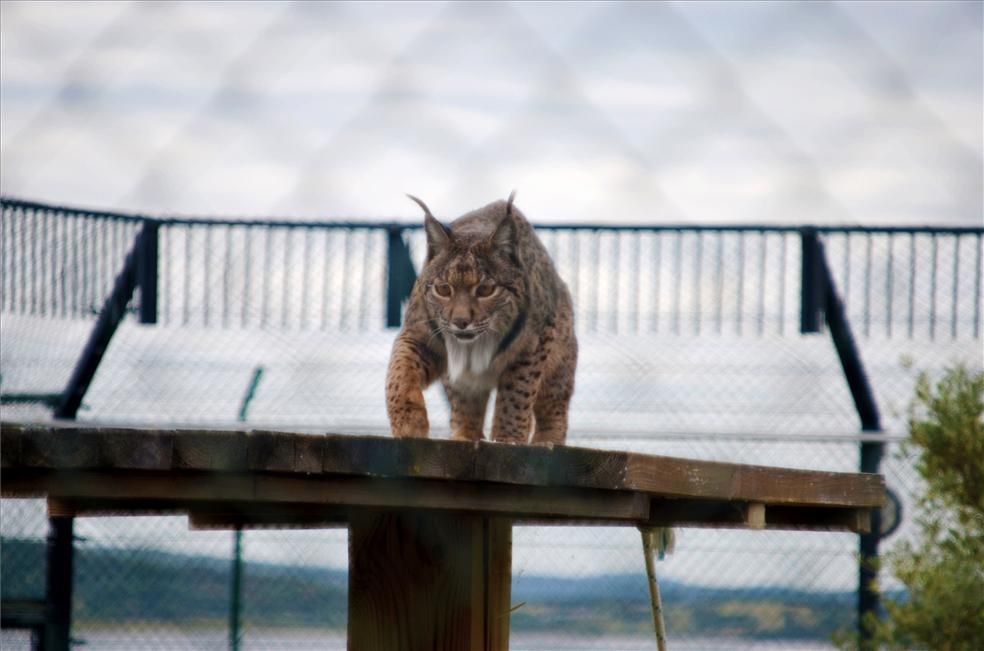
left=385, top=193, right=577, bottom=444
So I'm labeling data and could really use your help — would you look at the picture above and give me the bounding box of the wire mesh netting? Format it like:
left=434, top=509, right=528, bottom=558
left=1, top=1, right=982, bottom=648
left=1, top=199, right=981, bottom=650
left=2, top=200, right=981, bottom=433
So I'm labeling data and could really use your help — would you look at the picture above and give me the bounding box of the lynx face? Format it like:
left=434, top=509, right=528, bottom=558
left=423, top=248, right=519, bottom=345
left=420, top=210, right=525, bottom=388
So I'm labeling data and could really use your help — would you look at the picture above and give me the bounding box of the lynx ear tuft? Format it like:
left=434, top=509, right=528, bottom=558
left=408, top=194, right=451, bottom=259
left=491, top=196, right=518, bottom=254
left=406, top=193, right=434, bottom=220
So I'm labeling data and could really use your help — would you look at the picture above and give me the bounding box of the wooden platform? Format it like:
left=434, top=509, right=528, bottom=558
left=1, top=421, right=885, bottom=650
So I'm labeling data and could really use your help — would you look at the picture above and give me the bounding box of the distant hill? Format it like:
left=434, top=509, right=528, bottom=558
left=2, top=536, right=881, bottom=639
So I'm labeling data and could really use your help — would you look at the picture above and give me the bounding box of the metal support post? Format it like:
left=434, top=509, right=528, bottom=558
left=55, top=221, right=158, bottom=419
left=43, top=518, right=73, bottom=651
left=800, top=229, right=884, bottom=644
left=385, top=226, right=417, bottom=328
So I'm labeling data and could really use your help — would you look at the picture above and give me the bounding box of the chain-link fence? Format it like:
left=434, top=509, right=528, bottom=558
left=1, top=1, right=981, bottom=648
left=2, top=197, right=981, bottom=649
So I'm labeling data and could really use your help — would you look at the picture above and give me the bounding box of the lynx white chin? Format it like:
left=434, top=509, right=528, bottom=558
left=445, top=332, right=499, bottom=392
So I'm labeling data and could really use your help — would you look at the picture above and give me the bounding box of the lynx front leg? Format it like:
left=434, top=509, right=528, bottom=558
left=491, top=359, right=541, bottom=443
left=386, top=338, right=442, bottom=438
left=444, top=380, right=491, bottom=441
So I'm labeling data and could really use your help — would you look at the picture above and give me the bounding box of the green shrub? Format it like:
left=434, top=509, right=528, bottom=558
left=842, top=364, right=984, bottom=650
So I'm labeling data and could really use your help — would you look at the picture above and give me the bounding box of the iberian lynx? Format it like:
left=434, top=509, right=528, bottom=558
left=385, top=193, right=577, bottom=444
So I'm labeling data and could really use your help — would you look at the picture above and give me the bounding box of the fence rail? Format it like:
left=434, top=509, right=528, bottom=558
left=2, top=197, right=981, bottom=341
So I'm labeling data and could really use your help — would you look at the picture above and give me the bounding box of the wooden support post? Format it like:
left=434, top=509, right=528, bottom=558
left=745, top=502, right=766, bottom=529
left=348, top=511, right=511, bottom=651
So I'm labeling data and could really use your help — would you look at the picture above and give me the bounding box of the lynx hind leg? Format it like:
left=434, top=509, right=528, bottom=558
left=386, top=338, right=440, bottom=438
left=491, top=359, right=540, bottom=444
left=532, top=332, right=577, bottom=445
left=531, top=363, right=575, bottom=444
left=443, top=380, right=491, bottom=441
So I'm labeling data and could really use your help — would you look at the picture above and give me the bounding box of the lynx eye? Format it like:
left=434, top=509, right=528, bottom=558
left=475, top=283, right=496, bottom=298
left=432, top=282, right=452, bottom=298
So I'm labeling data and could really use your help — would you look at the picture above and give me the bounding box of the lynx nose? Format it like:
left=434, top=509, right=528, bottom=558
left=452, top=317, right=471, bottom=330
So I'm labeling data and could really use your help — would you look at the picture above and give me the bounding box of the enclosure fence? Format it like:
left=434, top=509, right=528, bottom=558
left=1, top=197, right=982, bottom=650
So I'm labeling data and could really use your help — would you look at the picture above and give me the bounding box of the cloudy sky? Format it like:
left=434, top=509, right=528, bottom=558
left=2, top=0, right=981, bottom=225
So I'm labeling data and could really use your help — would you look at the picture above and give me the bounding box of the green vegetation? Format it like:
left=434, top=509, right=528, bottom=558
left=841, top=364, right=984, bottom=650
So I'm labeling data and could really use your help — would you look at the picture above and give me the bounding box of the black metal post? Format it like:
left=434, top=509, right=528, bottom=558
left=800, top=228, right=824, bottom=334
left=802, top=231, right=884, bottom=644
left=229, top=527, right=243, bottom=651
left=385, top=226, right=417, bottom=328
left=821, top=251, right=884, bottom=641
left=43, top=518, right=73, bottom=651
left=137, top=220, right=159, bottom=324
left=46, top=219, right=159, bottom=651
left=54, top=222, right=155, bottom=419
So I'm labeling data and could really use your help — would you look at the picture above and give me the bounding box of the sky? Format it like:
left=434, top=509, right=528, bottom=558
left=1, top=0, right=982, bottom=226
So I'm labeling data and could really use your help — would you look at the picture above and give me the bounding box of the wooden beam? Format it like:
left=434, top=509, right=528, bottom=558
left=11, top=470, right=650, bottom=523
left=31, top=477, right=871, bottom=532
left=0, top=422, right=885, bottom=510
left=348, top=511, right=511, bottom=651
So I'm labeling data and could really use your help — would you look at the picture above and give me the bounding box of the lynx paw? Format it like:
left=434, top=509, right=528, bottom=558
left=450, top=427, right=484, bottom=442
left=390, top=404, right=430, bottom=438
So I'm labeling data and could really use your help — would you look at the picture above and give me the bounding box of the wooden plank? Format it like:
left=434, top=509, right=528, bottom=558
left=620, top=451, right=884, bottom=507
left=0, top=422, right=885, bottom=509
left=6, top=470, right=649, bottom=523
left=293, top=433, right=325, bottom=474
left=348, top=511, right=512, bottom=651
left=9, top=469, right=872, bottom=532
left=46, top=496, right=192, bottom=518
left=247, top=430, right=295, bottom=472
left=254, top=475, right=651, bottom=522
left=645, top=498, right=870, bottom=532
left=188, top=503, right=349, bottom=530
left=322, top=435, right=478, bottom=480
left=172, top=429, right=247, bottom=471
left=8, top=470, right=255, bottom=503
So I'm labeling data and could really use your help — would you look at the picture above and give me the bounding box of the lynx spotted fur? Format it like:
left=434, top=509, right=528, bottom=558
left=385, top=194, right=577, bottom=444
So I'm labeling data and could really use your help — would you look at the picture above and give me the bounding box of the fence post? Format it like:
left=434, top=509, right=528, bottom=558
left=137, top=219, right=159, bottom=324
left=43, top=517, right=73, bottom=651
left=47, top=219, right=159, bottom=651
left=229, top=527, right=243, bottom=651
left=386, top=226, right=417, bottom=328
left=801, top=231, right=884, bottom=643
left=800, top=227, right=824, bottom=334
left=55, top=221, right=155, bottom=420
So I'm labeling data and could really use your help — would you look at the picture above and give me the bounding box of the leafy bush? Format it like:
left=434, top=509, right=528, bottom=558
left=843, top=364, right=984, bottom=650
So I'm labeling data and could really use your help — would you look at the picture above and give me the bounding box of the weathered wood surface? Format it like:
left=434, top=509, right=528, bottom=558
left=1, top=421, right=884, bottom=531
left=348, top=512, right=511, bottom=651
